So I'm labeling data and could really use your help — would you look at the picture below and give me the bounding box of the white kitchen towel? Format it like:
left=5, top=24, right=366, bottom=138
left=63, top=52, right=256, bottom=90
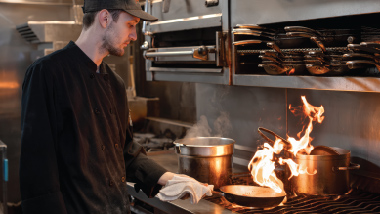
left=156, top=175, right=214, bottom=204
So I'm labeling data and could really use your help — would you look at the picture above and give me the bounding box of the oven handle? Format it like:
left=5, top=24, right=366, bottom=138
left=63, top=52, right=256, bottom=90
left=142, top=0, right=152, bottom=36
left=145, top=50, right=194, bottom=57
left=145, top=46, right=215, bottom=61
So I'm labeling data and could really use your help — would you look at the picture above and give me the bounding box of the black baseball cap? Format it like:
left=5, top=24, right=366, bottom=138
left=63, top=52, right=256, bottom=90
left=82, top=0, right=158, bottom=21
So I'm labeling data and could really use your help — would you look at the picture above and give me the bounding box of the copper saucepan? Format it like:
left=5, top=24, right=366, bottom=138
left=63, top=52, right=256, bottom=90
left=213, top=185, right=286, bottom=208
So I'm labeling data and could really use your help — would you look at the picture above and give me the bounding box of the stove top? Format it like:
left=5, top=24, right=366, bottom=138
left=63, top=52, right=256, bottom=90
left=204, top=173, right=380, bottom=213
left=129, top=151, right=380, bottom=214
left=205, top=189, right=380, bottom=213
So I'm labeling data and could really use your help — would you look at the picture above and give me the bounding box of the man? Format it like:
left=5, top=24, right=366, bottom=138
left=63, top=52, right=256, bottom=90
left=20, top=0, right=210, bottom=213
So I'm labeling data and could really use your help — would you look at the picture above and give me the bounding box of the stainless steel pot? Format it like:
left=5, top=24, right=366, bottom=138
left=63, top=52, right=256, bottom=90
left=289, top=147, right=360, bottom=195
left=173, top=137, right=235, bottom=189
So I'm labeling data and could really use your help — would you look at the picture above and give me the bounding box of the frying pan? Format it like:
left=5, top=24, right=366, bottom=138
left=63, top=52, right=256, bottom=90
left=233, top=29, right=313, bottom=49
left=286, top=32, right=329, bottom=53
left=284, top=26, right=359, bottom=37
left=284, top=26, right=359, bottom=44
left=306, top=63, right=352, bottom=75
left=213, top=185, right=286, bottom=208
left=258, top=63, right=304, bottom=75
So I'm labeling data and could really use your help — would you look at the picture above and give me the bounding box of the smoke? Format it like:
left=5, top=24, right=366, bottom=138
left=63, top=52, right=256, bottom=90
left=185, top=112, right=232, bottom=139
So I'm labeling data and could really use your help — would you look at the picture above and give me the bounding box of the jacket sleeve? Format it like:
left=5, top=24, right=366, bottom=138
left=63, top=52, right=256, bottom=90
left=20, top=63, right=67, bottom=214
left=124, top=144, right=168, bottom=197
left=123, top=111, right=167, bottom=197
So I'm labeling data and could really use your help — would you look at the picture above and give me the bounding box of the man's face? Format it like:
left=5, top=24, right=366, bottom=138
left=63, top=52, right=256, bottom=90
left=102, top=12, right=140, bottom=57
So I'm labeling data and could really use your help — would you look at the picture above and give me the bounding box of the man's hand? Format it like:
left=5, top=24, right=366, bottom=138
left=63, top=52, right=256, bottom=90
left=156, top=173, right=214, bottom=204
left=157, top=172, right=175, bottom=186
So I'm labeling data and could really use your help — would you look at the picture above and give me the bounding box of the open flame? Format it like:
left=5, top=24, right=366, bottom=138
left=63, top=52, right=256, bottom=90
left=248, top=96, right=323, bottom=193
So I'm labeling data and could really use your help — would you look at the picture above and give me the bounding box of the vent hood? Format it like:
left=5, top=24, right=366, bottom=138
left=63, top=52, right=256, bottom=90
left=16, top=21, right=82, bottom=43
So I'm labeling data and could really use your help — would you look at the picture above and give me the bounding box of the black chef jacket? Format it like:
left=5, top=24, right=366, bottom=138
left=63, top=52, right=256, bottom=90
left=20, top=41, right=167, bottom=214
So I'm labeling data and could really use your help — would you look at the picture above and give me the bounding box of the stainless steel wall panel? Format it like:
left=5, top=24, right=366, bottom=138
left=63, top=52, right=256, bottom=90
left=287, top=89, right=380, bottom=170
left=149, top=15, right=222, bottom=33
left=0, top=3, right=72, bottom=203
left=195, top=84, right=380, bottom=177
left=0, top=0, right=71, bottom=5
left=195, top=83, right=287, bottom=164
left=148, top=0, right=223, bottom=33
left=231, top=0, right=380, bottom=25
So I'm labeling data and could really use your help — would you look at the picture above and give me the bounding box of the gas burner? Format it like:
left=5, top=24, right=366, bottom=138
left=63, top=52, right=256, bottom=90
left=134, top=133, right=155, bottom=141
left=133, top=133, right=174, bottom=151
left=145, top=138, right=174, bottom=151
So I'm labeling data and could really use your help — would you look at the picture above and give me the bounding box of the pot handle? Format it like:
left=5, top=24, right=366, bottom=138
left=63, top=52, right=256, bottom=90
left=173, top=143, right=186, bottom=153
left=333, top=162, right=360, bottom=171
left=258, top=127, right=291, bottom=147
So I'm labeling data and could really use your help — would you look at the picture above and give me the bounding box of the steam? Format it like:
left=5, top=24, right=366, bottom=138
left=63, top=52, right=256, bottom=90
left=185, top=112, right=232, bottom=139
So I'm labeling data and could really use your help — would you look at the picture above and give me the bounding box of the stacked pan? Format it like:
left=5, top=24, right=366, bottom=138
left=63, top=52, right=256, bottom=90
left=284, top=26, right=360, bottom=53
left=258, top=48, right=306, bottom=75
left=234, top=24, right=380, bottom=76
left=283, top=26, right=380, bottom=76
left=303, top=51, right=354, bottom=75
left=232, top=25, right=308, bottom=75
left=233, top=24, right=313, bottom=49
left=346, top=42, right=380, bottom=73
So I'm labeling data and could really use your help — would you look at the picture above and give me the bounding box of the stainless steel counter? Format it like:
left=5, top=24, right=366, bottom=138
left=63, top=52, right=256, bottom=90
left=127, top=150, right=235, bottom=214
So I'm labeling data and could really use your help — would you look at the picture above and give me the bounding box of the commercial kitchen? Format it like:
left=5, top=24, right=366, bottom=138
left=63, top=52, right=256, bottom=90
left=1, top=0, right=380, bottom=213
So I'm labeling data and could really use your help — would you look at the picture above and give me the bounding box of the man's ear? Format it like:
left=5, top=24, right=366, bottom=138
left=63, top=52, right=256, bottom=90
left=98, top=9, right=109, bottom=28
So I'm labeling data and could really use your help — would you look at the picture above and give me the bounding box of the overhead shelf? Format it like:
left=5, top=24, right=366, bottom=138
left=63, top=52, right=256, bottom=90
left=233, top=75, right=380, bottom=93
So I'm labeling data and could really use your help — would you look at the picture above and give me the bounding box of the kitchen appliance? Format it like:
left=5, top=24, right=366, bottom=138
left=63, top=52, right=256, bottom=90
left=173, top=137, right=234, bottom=189
left=141, top=0, right=230, bottom=84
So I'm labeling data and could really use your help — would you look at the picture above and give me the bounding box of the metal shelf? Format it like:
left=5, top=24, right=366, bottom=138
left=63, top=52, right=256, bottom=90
left=233, top=75, right=380, bottom=93
left=147, top=68, right=230, bottom=85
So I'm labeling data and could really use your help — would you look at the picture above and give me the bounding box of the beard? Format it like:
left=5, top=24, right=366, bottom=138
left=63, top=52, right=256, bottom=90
left=101, top=23, right=125, bottom=57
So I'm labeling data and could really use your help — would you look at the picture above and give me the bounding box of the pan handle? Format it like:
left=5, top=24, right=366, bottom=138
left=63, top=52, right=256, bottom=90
left=310, top=37, right=327, bottom=53
left=360, top=42, right=380, bottom=50
left=266, top=42, right=284, bottom=57
left=343, top=53, right=376, bottom=60
left=259, top=55, right=282, bottom=64
left=233, top=39, right=269, bottom=46
left=212, top=191, right=224, bottom=197
left=348, top=44, right=380, bottom=54
left=286, top=32, right=316, bottom=38
left=333, top=162, right=360, bottom=171
left=258, top=127, right=290, bottom=146
left=346, top=60, right=377, bottom=69
left=284, top=26, right=321, bottom=36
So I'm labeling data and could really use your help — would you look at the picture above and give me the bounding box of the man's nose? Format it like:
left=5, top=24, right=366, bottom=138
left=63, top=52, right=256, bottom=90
left=129, top=29, right=137, bottom=41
